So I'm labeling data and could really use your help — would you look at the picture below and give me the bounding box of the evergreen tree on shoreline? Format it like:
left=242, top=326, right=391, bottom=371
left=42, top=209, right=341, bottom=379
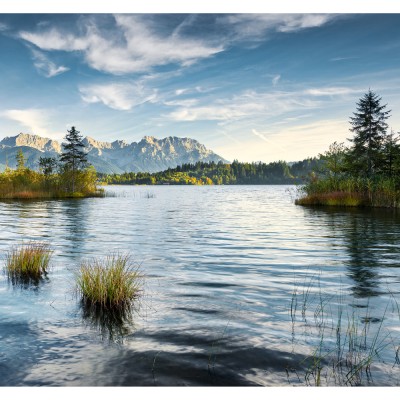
left=60, top=126, right=88, bottom=192
left=348, top=90, right=391, bottom=177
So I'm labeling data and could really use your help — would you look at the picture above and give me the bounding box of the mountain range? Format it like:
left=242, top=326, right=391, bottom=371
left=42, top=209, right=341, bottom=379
left=0, top=133, right=228, bottom=174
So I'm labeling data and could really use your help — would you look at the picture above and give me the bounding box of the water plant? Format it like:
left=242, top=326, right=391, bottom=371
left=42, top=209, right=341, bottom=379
left=76, top=253, right=142, bottom=311
left=288, top=275, right=397, bottom=386
left=5, top=242, right=52, bottom=284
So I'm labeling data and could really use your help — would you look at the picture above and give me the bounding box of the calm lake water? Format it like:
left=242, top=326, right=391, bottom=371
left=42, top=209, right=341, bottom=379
left=0, top=185, right=399, bottom=386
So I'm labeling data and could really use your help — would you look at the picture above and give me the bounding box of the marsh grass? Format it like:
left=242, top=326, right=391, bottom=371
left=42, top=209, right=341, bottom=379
left=295, top=176, right=400, bottom=208
left=76, top=253, right=142, bottom=312
left=289, top=275, right=398, bottom=386
left=5, top=242, right=52, bottom=284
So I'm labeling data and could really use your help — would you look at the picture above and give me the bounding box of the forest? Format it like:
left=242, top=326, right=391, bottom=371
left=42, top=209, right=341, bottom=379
left=99, top=158, right=321, bottom=186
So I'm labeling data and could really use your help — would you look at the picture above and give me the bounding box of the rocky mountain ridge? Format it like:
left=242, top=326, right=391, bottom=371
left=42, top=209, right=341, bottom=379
left=0, top=133, right=228, bottom=174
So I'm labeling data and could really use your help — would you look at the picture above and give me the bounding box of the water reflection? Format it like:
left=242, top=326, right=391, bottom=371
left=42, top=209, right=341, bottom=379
left=6, top=273, right=49, bottom=289
left=80, top=302, right=136, bottom=343
left=60, top=200, right=88, bottom=250
left=304, top=207, right=400, bottom=298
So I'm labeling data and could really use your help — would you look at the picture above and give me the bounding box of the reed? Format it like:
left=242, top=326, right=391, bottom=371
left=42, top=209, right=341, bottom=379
left=76, top=253, right=142, bottom=311
left=289, top=276, right=395, bottom=386
left=5, top=242, right=52, bottom=283
left=296, top=176, right=400, bottom=208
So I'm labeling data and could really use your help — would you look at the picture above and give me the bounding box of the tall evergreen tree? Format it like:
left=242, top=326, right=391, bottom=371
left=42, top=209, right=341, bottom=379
left=348, top=90, right=391, bottom=177
left=16, top=149, right=26, bottom=170
left=60, top=126, right=88, bottom=192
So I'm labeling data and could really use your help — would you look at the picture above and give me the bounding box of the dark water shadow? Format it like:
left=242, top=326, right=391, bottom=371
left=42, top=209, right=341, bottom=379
left=0, top=321, right=42, bottom=386
left=96, top=329, right=307, bottom=386
left=80, top=301, right=137, bottom=343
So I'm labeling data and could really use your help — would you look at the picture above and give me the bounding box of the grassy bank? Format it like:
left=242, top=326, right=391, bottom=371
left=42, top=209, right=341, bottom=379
left=0, top=167, right=103, bottom=199
left=296, top=176, right=400, bottom=208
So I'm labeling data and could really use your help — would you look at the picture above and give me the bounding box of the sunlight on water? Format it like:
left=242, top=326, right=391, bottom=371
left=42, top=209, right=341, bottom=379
left=0, top=185, right=399, bottom=386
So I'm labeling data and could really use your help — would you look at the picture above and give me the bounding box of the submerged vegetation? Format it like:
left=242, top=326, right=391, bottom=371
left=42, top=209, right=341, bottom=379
left=5, top=242, right=52, bottom=284
left=297, top=90, right=400, bottom=208
left=0, top=126, right=102, bottom=199
left=288, top=274, right=400, bottom=386
left=75, top=253, right=142, bottom=311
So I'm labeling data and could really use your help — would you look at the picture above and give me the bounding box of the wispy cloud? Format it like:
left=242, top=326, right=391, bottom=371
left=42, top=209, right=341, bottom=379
left=0, top=22, right=8, bottom=32
left=219, top=14, right=339, bottom=42
left=305, top=87, right=359, bottom=96
left=30, top=48, right=69, bottom=78
left=18, top=14, right=341, bottom=76
left=2, top=109, right=51, bottom=137
left=272, top=74, right=281, bottom=86
left=79, top=82, right=158, bottom=111
left=330, top=56, right=357, bottom=62
left=175, top=88, right=188, bottom=96
left=20, top=15, right=224, bottom=75
left=166, top=89, right=321, bottom=122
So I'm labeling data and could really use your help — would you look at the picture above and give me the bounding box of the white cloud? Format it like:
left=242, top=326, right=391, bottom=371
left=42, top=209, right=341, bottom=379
left=0, top=22, right=8, bottom=31
left=175, top=89, right=188, bottom=96
left=20, top=15, right=224, bottom=75
left=167, top=90, right=320, bottom=122
left=220, top=14, right=339, bottom=41
left=2, top=109, right=52, bottom=137
left=305, top=87, right=359, bottom=96
left=79, top=82, right=158, bottom=111
left=30, top=48, right=69, bottom=78
left=18, top=14, right=339, bottom=76
left=20, top=28, right=88, bottom=51
left=272, top=74, right=281, bottom=86
left=164, top=98, right=199, bottom=107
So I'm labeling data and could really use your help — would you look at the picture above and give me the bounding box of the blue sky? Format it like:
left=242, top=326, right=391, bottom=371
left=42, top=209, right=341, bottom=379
left=0, top=12, right=400, bottom=162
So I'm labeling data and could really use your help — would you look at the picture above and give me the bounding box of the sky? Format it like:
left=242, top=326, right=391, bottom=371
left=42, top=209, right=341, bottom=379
left=0, top=9, right=400, bottom=162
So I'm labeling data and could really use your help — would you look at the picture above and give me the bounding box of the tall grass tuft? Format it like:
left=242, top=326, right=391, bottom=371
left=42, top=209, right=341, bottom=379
left=76, top=253, right=142, bottom=311
left=5, top=242, right=52, bottom=284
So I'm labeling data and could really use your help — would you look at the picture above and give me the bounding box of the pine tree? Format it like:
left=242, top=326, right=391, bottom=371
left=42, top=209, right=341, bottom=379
left=348, top=90, right=391, bottom=177
left=16, top=149, right=26, bottom=170
left=60, top=126, right=88, bottom=192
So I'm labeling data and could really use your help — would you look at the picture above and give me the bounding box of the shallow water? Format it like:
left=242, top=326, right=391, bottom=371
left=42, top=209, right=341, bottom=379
left=0, top=185, right=399, bottom=386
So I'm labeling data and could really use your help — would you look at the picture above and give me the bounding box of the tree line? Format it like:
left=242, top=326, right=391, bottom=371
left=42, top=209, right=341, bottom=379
left=100, top=158, right=321, bottom=186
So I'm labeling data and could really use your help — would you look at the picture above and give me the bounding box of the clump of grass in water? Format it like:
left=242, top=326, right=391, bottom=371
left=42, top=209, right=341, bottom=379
left=76, top=253, right=142, bottom=311
left=5, top=242, right=52, bottom=284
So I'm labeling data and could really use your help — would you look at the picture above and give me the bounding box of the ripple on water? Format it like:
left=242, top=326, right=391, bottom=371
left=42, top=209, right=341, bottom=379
left=0, top=185, right=400, bottom=386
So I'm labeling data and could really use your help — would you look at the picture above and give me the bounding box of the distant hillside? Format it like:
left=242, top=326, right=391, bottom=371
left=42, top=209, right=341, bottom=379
left=0, top=133, right=228, bottom=173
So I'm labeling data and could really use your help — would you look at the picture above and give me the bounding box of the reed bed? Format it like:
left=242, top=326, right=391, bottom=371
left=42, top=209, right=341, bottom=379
left=5, top=242, right=52, bottom=283
left=76, top=254, right=142, bottom=311
left=296, top=176, right=400, bottom=208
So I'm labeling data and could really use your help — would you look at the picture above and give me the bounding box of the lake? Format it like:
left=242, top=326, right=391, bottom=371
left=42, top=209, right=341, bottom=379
left=0, top=185, right=399, bottom=386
